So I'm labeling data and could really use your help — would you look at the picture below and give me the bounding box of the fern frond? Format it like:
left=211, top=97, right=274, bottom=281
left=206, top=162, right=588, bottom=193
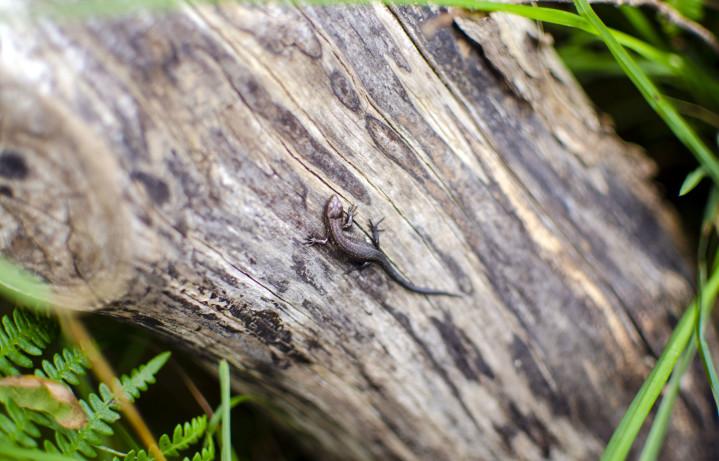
left=0, top=399, right=41, bottom=448
left=122, top=415, right=208, bottom=461
left=56, top=352, right=171, bottom=457
left=113, top=449, right=154, bottom=461
left=55, top=424, right=96, bottom=457
left=113, top=449, right=135, bottom=461
left=185, top=436, right=215, bottom=461
left=117, top=352, right=171, bottom=402
left=159, top=415, right=207, bottom=456
left=36, top=347, right=90, bottom=386
left=0, top=309, right=56, bottom=376
left=55, top=384, right=119, bottom=457
left=43, top=438, right=61, bottom=454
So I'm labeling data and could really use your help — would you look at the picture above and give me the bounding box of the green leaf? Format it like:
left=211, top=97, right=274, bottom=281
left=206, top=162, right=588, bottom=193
left=679, top=166, right=706, bottom=196
left=0, top=258, right=52, bottom=309
left=0, top=376, right=87, bottom=430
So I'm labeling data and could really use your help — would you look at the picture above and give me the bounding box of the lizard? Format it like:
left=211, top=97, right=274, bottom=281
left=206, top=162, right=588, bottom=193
left=305, top=194, right=461, bottom=297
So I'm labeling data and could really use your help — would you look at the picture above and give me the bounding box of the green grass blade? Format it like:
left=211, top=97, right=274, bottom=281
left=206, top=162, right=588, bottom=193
left=0, top=258, right=52, bottom=310
left=695, top=190, right=719, bottom=416
left=219, top=360, right=231, bottom=461
left=444, top=1, right=588, bottom=27
left=0, top=0, right=186, bottom=21
left=599, top=247, right=719, bottom=461
left=572, top=0, right=719, bottom=186
left=619, top=6, right=664, bottom=49
left=638, top=336, right=696, bottom=461
left=638, top=189, right=719, bottom=461
left=679, top=166, right=706, bottom=196
left=666, top=97, right=719, bottom=129
left=636, top=192, right=719, bottom=461
left=0, top=443, right=81, bottom=461
left=207, top=395, right=254, bottom=434
left=598, top=301, right=697, bottom=461
left=6, top=0, right=718, bottom=106
left=696, top=294, right=719, bottom=411
left=454, top=2, right=719, bottom=104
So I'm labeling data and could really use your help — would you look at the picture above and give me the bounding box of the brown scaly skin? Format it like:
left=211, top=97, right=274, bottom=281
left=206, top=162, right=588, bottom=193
left=306, top=195, right=461, bottom=297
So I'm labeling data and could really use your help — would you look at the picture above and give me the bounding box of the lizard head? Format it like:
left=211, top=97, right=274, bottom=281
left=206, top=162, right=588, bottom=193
left=326, top=194, right=343, bottom=219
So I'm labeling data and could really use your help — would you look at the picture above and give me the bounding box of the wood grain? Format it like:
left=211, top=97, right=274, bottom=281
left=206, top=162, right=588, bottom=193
left=0, top=2, right=714, bottom=459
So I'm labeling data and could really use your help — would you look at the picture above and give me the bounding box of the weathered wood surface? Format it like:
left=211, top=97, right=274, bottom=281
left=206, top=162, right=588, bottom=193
left=0, top=2, right=715, bottom=459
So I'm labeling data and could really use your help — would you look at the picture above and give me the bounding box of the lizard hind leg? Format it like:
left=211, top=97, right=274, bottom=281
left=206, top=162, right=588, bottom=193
left=368, top=218, right=385, bottom=249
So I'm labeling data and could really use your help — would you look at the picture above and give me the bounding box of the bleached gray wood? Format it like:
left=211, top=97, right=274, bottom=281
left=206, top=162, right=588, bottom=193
left=0, top=2, right=714, bottom=459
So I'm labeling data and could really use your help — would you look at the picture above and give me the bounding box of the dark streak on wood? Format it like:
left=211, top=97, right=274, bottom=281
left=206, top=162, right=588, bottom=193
left=431, top=314, right=495, bottom=381
left=509, top=335, right=570, bottom=418
left=330, top=70, right=361, bottom=113
left=131, top=170, right=171, bottom=206
left=382, top=303, right=483, bottom=433
left=0, top=150, right=29, bottom=180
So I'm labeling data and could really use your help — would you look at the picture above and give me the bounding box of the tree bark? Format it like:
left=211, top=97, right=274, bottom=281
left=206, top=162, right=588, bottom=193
left=0, top=2, right=715, bottom=459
